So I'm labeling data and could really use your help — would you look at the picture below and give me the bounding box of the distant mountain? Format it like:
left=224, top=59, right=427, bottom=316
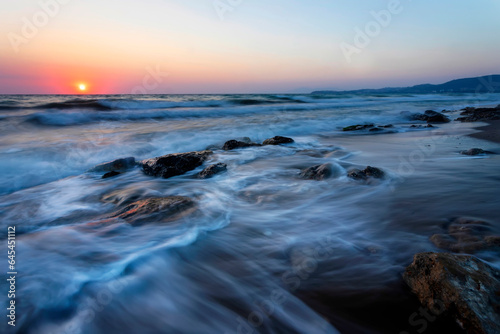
left=311, top=75, right=500, bottom=95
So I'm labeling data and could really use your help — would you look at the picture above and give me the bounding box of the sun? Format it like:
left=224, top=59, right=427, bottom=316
left=78, top=84, right=87, bottom=91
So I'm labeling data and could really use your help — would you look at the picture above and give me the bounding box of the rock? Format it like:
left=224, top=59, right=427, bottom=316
left=262, top=136, right=294, bottom=145
left=369, top=127, right=383, bottom=132
left=342, top=124, right=374, bottom=131
left=405, top=111, right=450, bottom=123
left=381, top=124, right=394, bottom=128
left=347, top=166, right=384, bottom=180
left=299, top=163, right=332, bottom=181
left=88, top=157, right=136, bottom=172
left=108, top=196, right=196, bottom=225
left=424, top=110, right=451, bottom=123
left=102, top=171, right=121, bottom=179
left=457, top=106, right=500, bottom=122
left=141, top=150, right=212, bottom=178
left=222, top=140, right=261, bottom=151
left=460, top=148, right=491, bottom=156
left=403, top=252, right=500, bottom=334
left=199, top=163, right=227, bottom=179
left=430, top=217, right=500, bottom=253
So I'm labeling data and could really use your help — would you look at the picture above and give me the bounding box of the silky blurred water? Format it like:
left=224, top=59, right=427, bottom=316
left=0, top=93, right=499, bottom=333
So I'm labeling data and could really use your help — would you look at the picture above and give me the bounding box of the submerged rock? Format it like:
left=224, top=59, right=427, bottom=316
left=141, top=150, right=212, bottom=178
left=88, top=157, right=136, bottom=172
left=347, top=166, right=385, bottom=180
left=108, top=196, right=196, bottom=225
left=102, top=171, right=121, bottom=179
left=299, top=163, right=332, bottom=181
left=457, top=106, right=500, bottom=122
left=199, top=163, right=227, bottom=179
left=262, top=136, right=294, bottom=145
left=430, top=217, right=500, bottom=253
left=342, top=124, right=374, bottom=131
left=404, top=252, right=500, bottom=334
left=460, top=148, right=492, bottom=156
left=222, top=140, right=261, bottom=151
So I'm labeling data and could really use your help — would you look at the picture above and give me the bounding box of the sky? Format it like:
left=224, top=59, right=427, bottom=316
left=0, top=0, right=499, bottom=94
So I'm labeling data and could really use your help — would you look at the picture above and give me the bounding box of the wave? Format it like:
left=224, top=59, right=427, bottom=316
left=39, top=99, right=114, bottom=111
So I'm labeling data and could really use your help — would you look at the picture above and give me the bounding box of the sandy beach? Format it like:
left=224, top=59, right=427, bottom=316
left=468, top=120, right=500, bottom=144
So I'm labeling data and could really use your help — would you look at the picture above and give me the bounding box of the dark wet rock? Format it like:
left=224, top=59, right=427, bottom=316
left=403, top=252, right=500, bottom=334
left=141, top=150, right=212, bottom=178
left=424, top=110, right=450, bottom=123
left=457, top=106, right=500, bottom=122
left=89, top=157, right=136, bottom=172
left=460, top=148, right=492, bottom=156
left=410, top=124, right=435, bottom=128
left=107, top=196, right=196, bottom=225
left=347, top=166, right=384, bottom=180
left=342, top=124, right=374, bottom=131
left=430, top=217, right=500, bottom=253
left=199, top=163, right=227, bottom=179
left=299, top=163, right=332, bottom=181
left=222, top=140, right=261, bottom=151
left=262, top=136, right=294, bottom=145
left=404, top=110, right=450, bottom=123
left=102, top=171, right=121, bottom=179
left=381, top=124, right=394, bottom=128
left=369, top=127, right=383, bottom=132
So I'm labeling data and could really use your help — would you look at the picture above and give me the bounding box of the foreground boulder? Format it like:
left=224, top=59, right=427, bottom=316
left=347, top=166, right=385, bottom=180
left=141, top=151, right=212, bottom=178
left=88, top=157, right=136, bottom=172
left=107, top=196, right=196, bottom=225
left=222, top=140, right=261, bottom=151
left=457, top=106, right=500, bottom=122
left=262, top=136, right=294, bottom=145
left=430, top=217, right=500, bottom=253
left=198, top=163, right=227, bottom=179
left=404, top=252, right=500, bottom=334
left=299, top=163, right=332, bottom=181
left=460, top=148, right=492, bottom=156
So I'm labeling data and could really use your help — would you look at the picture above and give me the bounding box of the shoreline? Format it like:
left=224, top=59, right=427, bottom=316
left=467, top=120, right=500, bottom=144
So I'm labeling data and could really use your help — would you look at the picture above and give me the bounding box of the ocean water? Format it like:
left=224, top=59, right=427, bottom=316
left=0, top=93, right=499, bottom=333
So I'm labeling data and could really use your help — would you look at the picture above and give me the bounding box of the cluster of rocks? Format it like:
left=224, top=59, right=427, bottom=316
left=347, top=166, right=385, bottom=180
left=456, top=105, right=500, bottom=122
left=342, top=124, right=394, bottom=132
left=405, top=110, right=451, bottom=123
left=404, top=252, right=500, bottom=334
left=430, top=217, right=500, bottom=253
left=299, top=164, right=384, bottom=182
left=222, top=136, right=294, bottom=150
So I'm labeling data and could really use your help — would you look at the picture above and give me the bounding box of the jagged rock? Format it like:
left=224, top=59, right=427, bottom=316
left=88, top=157, right=136, bottom=172
left=424, top=110, right=450, bottom=123
left=102, top=171, right=121, bottom=179
left=347, top=166, right=384, bottom=180
left=457, top=106, right=500, bottom=122
left=222, top=140, right=261, bottom=151
left=141, top=151, right=212, bottom=178
left=262, top=136, right=294, bottom=145
left=107, top=197, right=196, bottom=225
left=403, top=252, right=500, bottom=334
left=299, top=163, right=332, bottom=181
left=342, top=124, right=374, bottom=131
left=430, top=217, right=500, bottom=253
left=460, top=148, right=491, bottom=156
left=199, top=163, right=227, bottom=179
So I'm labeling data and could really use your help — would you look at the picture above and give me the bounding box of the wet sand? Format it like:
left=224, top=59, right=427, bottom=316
left=468, top=120, right=500, bottom=144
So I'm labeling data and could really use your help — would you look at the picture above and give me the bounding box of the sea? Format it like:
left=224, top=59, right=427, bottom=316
left=0, top=93, right=499, bottom=333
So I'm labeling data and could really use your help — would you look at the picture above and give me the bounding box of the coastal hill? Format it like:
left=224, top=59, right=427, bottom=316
left=312, top=74, right=500, bottom=95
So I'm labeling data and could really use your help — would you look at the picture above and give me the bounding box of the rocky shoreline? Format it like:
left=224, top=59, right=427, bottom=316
left=83, top=105, right=500, bottom=333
